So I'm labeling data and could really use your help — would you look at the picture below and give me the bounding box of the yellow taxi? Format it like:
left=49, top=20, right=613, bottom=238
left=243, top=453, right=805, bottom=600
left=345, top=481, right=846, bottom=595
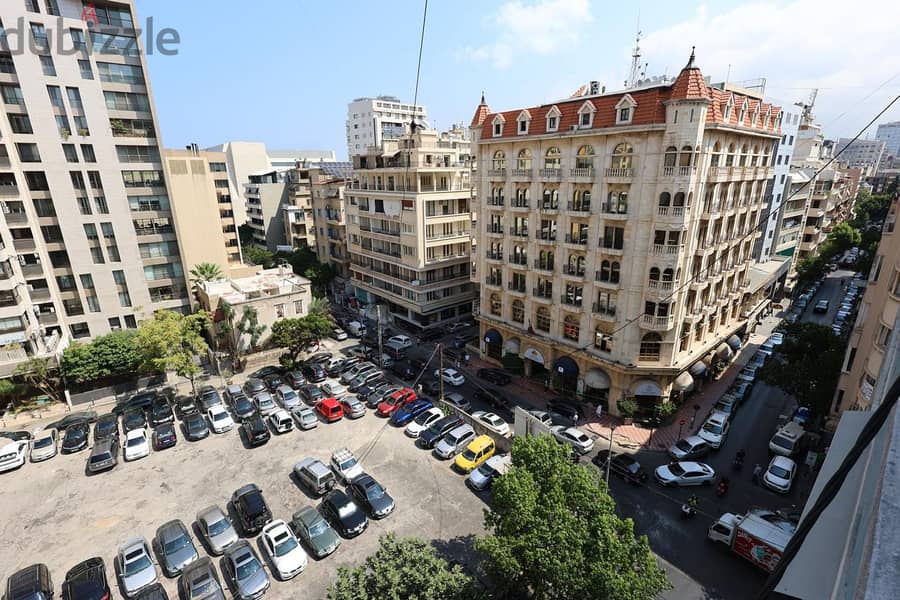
left=453, top=434, right=496, bottom=473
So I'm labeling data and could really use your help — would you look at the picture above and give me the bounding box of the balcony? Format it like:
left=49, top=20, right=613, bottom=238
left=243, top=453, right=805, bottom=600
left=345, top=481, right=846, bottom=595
left=567, top=201, right=591, bottom=213
left=5, top=211, right=27, bottom=224
left=570, top=167, right=595, bottom=179
left=564, top=234, right=588, bottom=246
left=592, top=303, right=617, bottom=319
left=485, top=251, right=503, bottom=262
left=20, top=263, right=43, bottom=278
left=657, top=205, right=687, bottom=218
left=661, top=166, right=696, bottom=177
left=509, top=229, right=529, bottom=239
left=533, top=259, right=554, bottom=272
left=485, top=225, right=504, bottom=236
left=539, top=168, right=562, bottom=179
left=651, top=244, right=683, bottom=256
left=604, top=167, right=634, bottom=178
left=12, top=238, right=35, bottom=251
left=37, top=312, right=58, bottom=325
left=488, top=169, right=506, bottom=178
left=511, top=168, right=531, bottom=178
left=560, top=294, right=583, bottom=307
left=533, top=287, right=553, bottom=300
left=507, top=282, right=526, bottom=294
left=29, top=287, right=52, bottom=301
left=562, top=264, right=586, bottom=278
left=597, top=240, right=624, bottom=255
left=486, top=197, right=505, bottom=207
left=600, top=203, right=628, bottom=218
left=509, top=201, right=530, bottom=211
left=641, top=314, right=675, bottom=331
left=508, top=254, right=528, bottom=266
left=484, top=276, right=502, bottom=288
left=536, top=231, right=557, bottom=243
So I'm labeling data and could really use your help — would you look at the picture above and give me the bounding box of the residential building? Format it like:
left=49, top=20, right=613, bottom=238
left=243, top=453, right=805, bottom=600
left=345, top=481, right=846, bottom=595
left=345, top=126, right=475, bottom=330
left=0, top=0, right=190, bottom=375
left=307, top=162, right=352, bottom=280
left=196, top=265, right=312, bottom=353
left=875, top=120, right=900, bottom=157
left=759, top=108, right=800, bottom=261
left=772, top=170, right=813, bottom=260
left=867, top=165, right=900, bottom=195
left=346, top=96, right=427, bottom=158
left=244, top=169, right=290, bottom=252
left=835, top=137, right=886, bottom=172
left=282, top=161, right=351, bottom=254
left=163, top=147, right=245, bottom=276
left=470, top=51, right=784, bottom=416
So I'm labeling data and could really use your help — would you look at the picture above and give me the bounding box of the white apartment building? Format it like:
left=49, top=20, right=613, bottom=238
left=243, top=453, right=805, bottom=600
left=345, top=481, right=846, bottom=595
left=876, top=121, right=900, bottom=157
left=0, top=0, right=190, bottom=376
left=835, top=137, right=886, bottom=171
left=759, top=108, right=800, bottom=261
left=346, top=96, right=426, bottom=158
left=471, top=52, right=784, bottom=416
left=244, top=168, right=290, bottom=252
left=345, top=127, right=475, bottom=330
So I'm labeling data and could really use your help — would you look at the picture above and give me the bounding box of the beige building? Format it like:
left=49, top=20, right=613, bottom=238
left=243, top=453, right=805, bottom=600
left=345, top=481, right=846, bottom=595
left=345, top=127, right=476, bottom=330
left=245, top=169, right=290, bottom=252
left=307, top=162, right=352, bottom=279
left=0, top=0, right=190, bottom=375
left=163, top=147, right=244, bottom=277
left=470, top=52, right=785, bottom=415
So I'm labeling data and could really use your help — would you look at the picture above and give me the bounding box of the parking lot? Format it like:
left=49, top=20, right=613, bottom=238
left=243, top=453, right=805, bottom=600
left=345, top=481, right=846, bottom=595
left=1, top=362, right=490, bottom=599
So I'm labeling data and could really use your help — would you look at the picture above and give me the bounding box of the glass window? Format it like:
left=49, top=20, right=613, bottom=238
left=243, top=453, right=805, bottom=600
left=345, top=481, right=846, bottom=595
left=39, top=55, right=56, bottom=76
left=97, top=62, right=144, bottom=84
left=62, top=144, right=78, bottom=163
left=47, top=85, right=64, bottom=108
left=77, top=59, right=93, bottom=79
left=80, top=144, right=96, bottom=162
left=74, top=116, right=89, bottom=135
left=122, top=170, right=164, bottom=187
left=112, top=270, right=127, bottom=285
left=1, top=84, right=24, bottom=105
left=89, top=31, right=139, bottom=56
left=16, top=143, right=41, bottom=162
left=8, top=113, right=33, bottom=134
left=70, top=29, right=86, bottom=51
left=66, top=87, right=83, bottom=110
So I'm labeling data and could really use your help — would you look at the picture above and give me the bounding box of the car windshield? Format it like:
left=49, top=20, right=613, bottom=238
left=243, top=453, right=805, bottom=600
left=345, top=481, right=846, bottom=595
left=674, top=440, right=692, bottom=452
left=124, top=553, right=151, bottom=576
left=364, top=482, right=384, bottom=500
left=164, top=533, right=190, bottom=554
left=477, top=463, right=497, bottom=477
left=336, top=502, right=356, bottom=519
left=207, top=517, right=230, bottom=536
left=34, top=436, right=53, bottom=448
left=273, top=532, right=298, bottom=556
left=769, top=464, right=792, bottom=479
left=668, top=463, right=686, bottom=476
left=771, top=435, right=792, bottom=450
left=413, top=411, right=434, bottom=425
left=339, top=457, right=357, bottom=470
left=259, top=398, right=274, bottom=408
left=308, top=519, right=328, bottom=536
left=126, top=435, right=145, bottom=447
left=461, top=449, right=477, bottom=461
left=235, top=397, right=252, bottom=411
left=190, top=574, right=213, bottom=594
left=213, top=412, right=228, bottom=421
left=703, top=422, right=724, bottom=435
left=90, top=452, right=111, bottom=463
left=235, top=555, right=261, bottom=580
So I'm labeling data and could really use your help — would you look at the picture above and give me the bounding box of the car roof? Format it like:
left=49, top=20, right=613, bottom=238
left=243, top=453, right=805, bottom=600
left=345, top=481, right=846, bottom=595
left=157, top=519, right=186, bottom=541
left=331, top=447, right=355, bottom=461
left=293, top=505, right=319, bottom=525
left=771, top=455, right=796, bottom=468
left=276, top=384, right=295, bottom=393
left=297, top=457, right=331, bottom=476
left=683, top=435, right=706, bottom=445
left=125, top=429, right=145, bottom=439
left=448, top=424, right=474, bottom=437
left=706, top=411, right=729, bottom=423
left=467, top=434, right=494, bottom=450
left=197, top=504, right=226, bottom=522
left=119, top=537, right=148, bottom=555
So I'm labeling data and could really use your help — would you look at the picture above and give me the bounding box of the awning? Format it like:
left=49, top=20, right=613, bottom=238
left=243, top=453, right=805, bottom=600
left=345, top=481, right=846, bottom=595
left=716, top=343, right=734, bottom=359
left=483, top=328, right=502, bottom=345
left=689, top=361, right=708, bottom=376
left=553, top=356, right=579, bottom=378
left=674, top=371, right=695, bottom=392
left=505, top=337, right=521, bottom=354
left=584, top=368, right=611, bottom=390
left=523, top=347, right=544, bottom=364
left=727, top=334, right=742, bottom=351
left=633, top=379, right=663, bottom=397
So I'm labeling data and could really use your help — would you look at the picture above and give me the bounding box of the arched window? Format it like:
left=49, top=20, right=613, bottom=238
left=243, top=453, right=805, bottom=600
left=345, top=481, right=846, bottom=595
left=513, top=245, right=526, bottom=261
left=679, top=145, right=694, bottom=167
left=491, top=186, right=504, bottom=203
left=599, top=260, right=620, bottom=283
left=489, top=293, right=502, bottom=316
left=673, top=192, right=685, bottom=207
left=639, top=333, right=662, bottom=361
left=611, top=143, right=634, bottom=170
left=538, top=249, right=554, bottom=270
left=492, top=150, right=506, bottom=170
left=563, top=314, right=580, bottom=341
left=725, top=143, right=736, bottom=167
left=659, top=192, right=671, bottom=207
left=535, top=306, right=551, bottom=332
left=608, top=190, right=628, bottom=214
left=511, top=299, right=525, bottom=323
left=649, top=267, right=660, bottom=282
left=664, top=146, right=678, bottom=168
left=515, top=187, right=529, bottom=207
left=662, top=268, right=674, bottom=282
left=611, top=262, right=621, bottom=284
left=544, top=147, right=561, bottom=170
left=739, top=144, right=749, bottom=166
left=572, top=189, right=591, bottom=211
left=516, top=148, right=532, bottom=171
left=576, top=145, right=595, bottom=170
left=542, top=188, right=559, bottom=209
left=751, top=145, right=760, bottom=166
left=711, top=141, right=721, bottom=167
left=568, top=254, right=585, bottom=275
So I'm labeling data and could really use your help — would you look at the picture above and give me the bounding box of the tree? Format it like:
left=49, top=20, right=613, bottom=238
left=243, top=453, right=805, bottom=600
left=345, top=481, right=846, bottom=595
left=327, top=533, right=474, bottom=600
left=825, top=222, right=861, bottom=256
left=0, top=379, right=22, bottom=410
left=287, top=247, right=337, bottom=291
left=189, top=262, right=224, bottom=296
left=759, top=322, right=844, bottom=419
left=476, top=435, right=669, bottom=600
left=135, top=310, right=210, bottom=395
left=270, top=313, right=333, bottom=368
left=218, top=301, right=267, bottom=362
left=14, top=357, right=62, bottom=404
left=61, top=331, right=141, bottom=384
left=794, top=255, right=826, bottom=286
left=242, top=245, right=275, bottom=268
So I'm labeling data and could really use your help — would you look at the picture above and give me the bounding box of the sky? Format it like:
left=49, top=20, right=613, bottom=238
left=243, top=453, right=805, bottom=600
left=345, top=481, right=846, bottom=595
left=139, top=0, right=900, bottom=159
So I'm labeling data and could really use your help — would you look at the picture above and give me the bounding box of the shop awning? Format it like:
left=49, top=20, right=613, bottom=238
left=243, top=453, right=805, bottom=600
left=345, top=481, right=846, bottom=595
left=689, top=361, right=708, bottom=377
left=633, top=379, right=663, bottom=397
left=674, top=371, right=695, bottom=392
left=505, top=337, right=521, bottom=354
left=727, top=334, right=742, bottom=351
left=553, top=356, right=579, bottom=378
left=584, top=368, right=611, bottom=390
left=483, top=328, right=502, bottom=345
left=716, top=343, right=734, bottom=359
left=523, top=347, right=544, bottom=364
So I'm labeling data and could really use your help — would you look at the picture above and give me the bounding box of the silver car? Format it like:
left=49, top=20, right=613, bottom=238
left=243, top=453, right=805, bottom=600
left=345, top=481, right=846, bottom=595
left=196, top=505, right=238, bottom=555
left=254, top=391, right=277, bottom=416
left=178, top=557, right=225, bottom=600
left=30, top=427, right=58, bottom=462
left=291, top=405, right=318, bottom=430
left=275, top=385, right=300, bottom=409
left=117, top=537, right=158, bottom=598
left=340, top=396, right=367, bottom=419
left=155, top=519, right=199, bottom=577
left=223, top=540, right=270, bottom=600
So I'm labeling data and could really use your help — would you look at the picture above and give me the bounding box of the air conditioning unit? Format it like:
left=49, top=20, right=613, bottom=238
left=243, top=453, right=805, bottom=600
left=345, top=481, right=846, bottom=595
left=570, top=125, right=579, bottom=131
left=48, top=307, right=55, bottom=313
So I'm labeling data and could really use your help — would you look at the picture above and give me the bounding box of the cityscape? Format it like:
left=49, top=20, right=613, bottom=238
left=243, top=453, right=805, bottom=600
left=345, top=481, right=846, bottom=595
left=1, top=1, right=900, bottom=599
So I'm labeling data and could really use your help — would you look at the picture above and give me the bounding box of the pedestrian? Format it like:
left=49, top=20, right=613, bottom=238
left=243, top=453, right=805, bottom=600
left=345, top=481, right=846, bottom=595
left=752, top=463, right=762, bottom=485
left=463, top=352, right=470, bottom=367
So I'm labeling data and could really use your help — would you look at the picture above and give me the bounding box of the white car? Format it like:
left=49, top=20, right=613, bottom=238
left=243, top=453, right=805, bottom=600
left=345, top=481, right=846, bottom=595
left=387, top=335, right=413, bottom=349
left=330, top=447, right=364, bottom=484
left=434, top=368, right=466, bottom=386
left=654, top=461, right=716, bottom=487
left=321, top=381, right=349, bottom=399
left=404, top=407, right=444, bottom=437
left=331, top=328, right=348, bottom=341
left=207, top=405, right=235, bottom=433
left=550, top=425, right=594, bottom=454
left=260, top=520, right=307, bottom=580
left=291, top=405, right=318, bottom=430
left=30, top=428, right=58, bottom=462
left=117, top=537, right=159, bottom=598
left=123, top=429, right=150, bottom=461
left=763, top=456, right=797, bottom=493
left=269, top=409, right=294, bottom=434
left=697, top=411, right=730, bottom=449
left=442, top=392, right=471, bottom=412
left=0, top=439, right=28, bottom=472
left=472, top=411, right=511, bottom=437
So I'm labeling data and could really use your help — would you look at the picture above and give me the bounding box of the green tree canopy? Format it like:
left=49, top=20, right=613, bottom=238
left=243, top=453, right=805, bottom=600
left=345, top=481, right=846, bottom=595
left=61, top=330, right=141, bottom=384
left=823, top=222, right=861, bottom=256
left=327, top=533, right=474, bottom=600
left=189, top=262, right=224, bottom=296
left=242, top=245, right=275, bottom=268
left=270, top=312, right=333, bottom=368
left=476, top=434, right=669, bottom=599
left=287, top=247, right=336, bottom=290
left=134, top=310, right=210, bottom=394
left=13, top=356, right=62, bottom=404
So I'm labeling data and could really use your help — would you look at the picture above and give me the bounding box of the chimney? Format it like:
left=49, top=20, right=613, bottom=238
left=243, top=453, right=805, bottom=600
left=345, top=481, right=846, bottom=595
left=589, top=81, right=600, bottom=95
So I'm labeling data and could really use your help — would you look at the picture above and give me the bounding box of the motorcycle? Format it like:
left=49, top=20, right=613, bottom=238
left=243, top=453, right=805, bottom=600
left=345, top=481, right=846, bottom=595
left=716, top=477, right=730, bottom=497
left=680, top=504, right=697, bottom=519
left=733, top=450, right=746, bottom=471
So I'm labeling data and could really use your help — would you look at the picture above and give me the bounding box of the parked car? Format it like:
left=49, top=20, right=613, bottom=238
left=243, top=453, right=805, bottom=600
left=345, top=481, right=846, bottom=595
left=331, top=357, right=361, bottom=376
left=404, top=407, right=444, bottom=437
left=261, top=520, right=307, bottom=581
left=253, top=391, right=277, bottom=417
left=472, top=411, right=511, bottom=436
left=362, top=384, right=400, bottom=409
left=306, top=351, right=334, bottom=365
left=377, top=388, right=417, bottom=418
left=132, top=583, right=167, bottom=600
left=348, top=473, right=395, bottom=518
left=814, top=299, right=830, bottom=313
left=123, top=408, right=147, bottom=432
left=592, top=451, right=648, bottom=484
left=299, top=384, right=325, bottom=406
left=250, top=366, right=280, bottom=380
left=763, top=455, right=797, bottom=493
left=61, top=422, right=90, bottom=454
left=442, top=392, right=471, bottom=412
left=222, top=541, right=269, bottom=600
left=197, top=386, right=223, bottom=411
left=320, top=490, right=368, bottom=538
left=30, top=428, right=58, bottom=462
left=476, top=368, right=511, bottom=386
left=317, top=397, right=344, bottom=422
left=434, top=368, right=466, bottom=386
left=290, top=506, right=340, bottom=559
left=331, top=327, right=348, bottom=341
left=184, top=413, right=210, bottom=441
left=349, top=370, right=384, bottom=392
left=418, top=415, right=464, bottom=449
left=321, top=381, right=349, bottom=399
left=736, top=366, right=757, bottom=384
left=229, top=394, right=256, bottom=422
left=6, top=564, right=54, bottom=600
left=117, top=537, right=158, bottom=598
left=275, top=385, right=301, bottom=409
left=48, top=411, right=98, bottom=431
left=473, top=388, right=510, bottom=412
left=302, top=362, right=327, bottom=383
left=223, top=383, right=244, bottom=403
left=387, top=335, right=413, bottom=348
left=331, top=447, right=364, bottom=484
left=341, top=362, right=376, bottom=384
left=546, top=399, right=580, bottom=424
left=668, top=435, right=710, bottom=460
left=62, top=557, right=111, bottom=600
left=87, top=437, right=119, bottom=473
left=390, top=399, right=433, bottom=426
left=149, top=401, right=174, bottom=427
left=177, top=557, right=224, bottom=600
left=176, top=397, right=200, bottom=419
left=263, top=374, right=286, bottom=393
left=446, top=321, right=470, bottom=333
left=454, top=434, right=496, bottom=473
left=339, top=396, right=367, bottom=419
left=268, top=409, right=294, bottom=434
left=284, top=370, right=307, bottom=390
left=196, top=504, right=238, bottom=556
left=527, top=410, right=555, bottom=426
left=654, top=461, right=716, bottom=486
left=242, top=378, right=266, bottom=398
left=241, top=416, right=270, bottom=447
left=550, top=425, right=594, bottom=454
left=697, top=411, right=731, bottom=449
left=154, top=519, right=199, bottom=577
left=291, top=405, right=318, bottom=430
left=434, top=424, right=477, bottom=459
left=207, top=405, right=235, bottom=434
left=93, top=413, right=119, bottom=443
left=231, top=484, right=272, bottom=536
left=714, top=395, right=740, bottom=417
left=123, top=429, right=150, bottom=461
left=153, top=423, right=178, bottom=451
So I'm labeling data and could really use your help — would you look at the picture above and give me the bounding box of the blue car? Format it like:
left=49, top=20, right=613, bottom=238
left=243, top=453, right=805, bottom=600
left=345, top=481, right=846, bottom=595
left=390, top=399, right=434, bottom=426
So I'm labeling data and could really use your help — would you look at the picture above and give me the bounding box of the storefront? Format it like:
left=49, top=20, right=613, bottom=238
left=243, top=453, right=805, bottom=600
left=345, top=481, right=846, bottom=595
left=483, top=328, right=503, bottom=361
left=632, top=378, right=664, bottom=413
left=523, top=347, right=546, bottom=378
left=552, top=356, right=579, bottom=395
left=671, top=370, right=695, bottom=402
left=584, top=367, right=611, bottom=413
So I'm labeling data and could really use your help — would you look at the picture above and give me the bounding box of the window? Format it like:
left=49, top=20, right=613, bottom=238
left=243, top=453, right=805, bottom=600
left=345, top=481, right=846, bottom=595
left=535, top=306, right=551, bottom=332
left=545, top=106, right=560, bottom=132
left=66, top=87, right=84, bottom=110
left=112, top=270, right=127, bottom=286
left=294, top=300, right=303, bottom=314
left=56, top=115, right=71, bottom=136
left=78, top=59, right=93, bottom=80
left=598, top=260, right=621, bottom=284
left=89, top=246, right=104, bottom=264
left=118, top=291, right=131, bottom=307
left=8, top=113, right=33, bottom=134
left=94, top=196, right=109, bottom=214
left=511, top=299, right=525, bottom=323
left=110, top=118, right=155, bottom=138
left=104, top=91, right=150, bottom=112
left=602, top=226, right=625, bottom=250
left=108, top=317, right=122, bottom=331
left=80, top=144, right=96, bottom=162
left=62, top=144, right=78, bottom=163
left=575, top=145, right=594, bottom=170
left=30, top=23, right=48, bottom=49
left=124, top=315, right=137, bottom=329
left=89, top=31, right=140, bottom=56
left=724, top=96, right=735, bottom=121
left=639, top=333, right=662, bottom=360
left=70, top=323, right=90, bottom=339
left=595, top=329, right=613, bottom=352
left=877, top=324, right=892, bottom=348
left=116, top=145, right=160, bottom=163
left=25, top=171, right=49, bottom=190
left=83, top=223, right=98, bottom=240
left=92, top=4, right=135, bottom=27
left=491, top=150, right=506, bottom=171
left=516, top=149, right=532, bottom=171
left=70, top=29, right=87, bottom=51
left=1, top=84, right=24, bottom=105
left=544, top=147, right=561, bottom=170
left=618, top=107, right=630, bottom=122
left=489, top=293, right=501, bottom=316
left=39, top=55, right=56, bottom=76
left=47, top=85, right=64, bottom=109
left=595, top=291, right=616, bottom=316
left=275, top=304, right=285, bottom=318
left=664, top=146, right=678, bottom=168
left=74, top=116, right=89, bottom=136
left=492, top=115, right=505, bottom=137
left=122, top=170, right=164, bottom=187
left=87, top=171, right=102, bottom=189
left=128, top=195, right=170, bottom=211
left=578, top=101, right=595, bottom=128
left=517, top=110, right=530, bottom=134
left=16, top=143, right=41, bottom=162
left=611, top=143, right=633, bottom=170
left=563, top=314, right=580, bottom=341
left=0, top=53, right=15, bottom=75
left=97, top=62, right=144, bottom=84
left=25, top=0, right=40, bottom=12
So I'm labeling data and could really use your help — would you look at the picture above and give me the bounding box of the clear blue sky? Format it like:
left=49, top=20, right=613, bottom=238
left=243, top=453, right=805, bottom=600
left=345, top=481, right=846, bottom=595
left=139, top=0, right=900, bottom=159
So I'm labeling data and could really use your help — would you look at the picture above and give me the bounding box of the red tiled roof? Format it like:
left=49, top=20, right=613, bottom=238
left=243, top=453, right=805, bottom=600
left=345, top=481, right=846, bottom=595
left=671, top=67, right=710, bottom=100
left=470, top=94, right=490, bottom=128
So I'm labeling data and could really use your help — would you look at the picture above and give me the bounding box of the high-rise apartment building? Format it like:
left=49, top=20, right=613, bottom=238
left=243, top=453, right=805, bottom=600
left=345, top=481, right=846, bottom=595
left=0, top=0, right=189, bottom=375
left=834, top=137, right=886, bottom=171
left=875, top=121, right=900, bottom=157
left=470, top=52, right=784, bottom=415
left=244, top=168, right=291, bottom=252
left=345, top=127, right=475, bottom=330
left=346, top=97, right=426, bottom=158
left=759, top=108, right=800, bottom=261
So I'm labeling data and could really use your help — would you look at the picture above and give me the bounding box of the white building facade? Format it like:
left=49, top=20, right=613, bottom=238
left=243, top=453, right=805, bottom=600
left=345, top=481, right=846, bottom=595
left=346, top=96, right=426, bottom=159
left=760, top=108, right=800, bottom=261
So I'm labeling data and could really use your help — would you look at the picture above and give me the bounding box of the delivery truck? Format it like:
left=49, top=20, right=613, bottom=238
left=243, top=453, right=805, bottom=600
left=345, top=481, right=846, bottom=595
left=707, top=509, right=796, bottom=572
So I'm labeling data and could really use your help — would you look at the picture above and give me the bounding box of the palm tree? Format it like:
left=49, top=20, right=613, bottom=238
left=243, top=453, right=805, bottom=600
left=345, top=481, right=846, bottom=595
left=190, top=262, right=224, bottom=296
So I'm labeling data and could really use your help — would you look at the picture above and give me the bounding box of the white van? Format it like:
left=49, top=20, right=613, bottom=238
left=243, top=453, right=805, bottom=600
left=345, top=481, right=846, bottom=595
left=769, top=421, right=805, bottom=457
left=347, top=321, right=366, bottom=337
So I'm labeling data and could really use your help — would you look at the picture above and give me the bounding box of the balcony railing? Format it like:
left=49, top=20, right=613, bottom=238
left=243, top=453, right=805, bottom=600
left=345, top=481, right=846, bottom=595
left=641, top=314, right=675, bottom=330
left=539, top=168, right=562, bottom=178
left=567, top=202, right=591, bottom=213
left=486, top=225, right=504, bottom=235
left=507, top=282, right=526, bottom=293
left=538, top=203, right=559, bottom=212
left=592, top=303, right=616, bottom=317
left=12, top=238, right=35, bottom=251
left=570, top=167, right=595, bottom=178
left=560, top=295, right=583, bottom=307
left=600, top=203, right=628, bottom=216
left=533, top=259, right=554, bottom=271
left=605, top=167, right=634, bottom=178
left=485, top=251, right=503, bottom=261
left=536, top=231, right=557, bottom=242
left=657, top=205, right=687, bottom=217
left=663, top=166, right=697, bottom=177
left=511, top=168, right=531, bottom=177
left=488, top=169, right=506, bottom=178
left=565, top=234, right=588, bottom=246
left=651, top=244, right=683, bottom=256
left=533, top=287, right=553, bottom=299
left=510, top=201, right=530, bottom=209
left=562, top=265, right=586, bottom=277
left=508, top=254, right=528, bottom=266
left=647, top=279, right=676, bottom=293
left=484, top=276, right=502, bottom=287
left=486, top=197, right=505, bottom=207
left=598, top=239, right=624, bottom=252
left=509, top=229, right=529, bottom=238
left=595, top=272, right=621, bottom=284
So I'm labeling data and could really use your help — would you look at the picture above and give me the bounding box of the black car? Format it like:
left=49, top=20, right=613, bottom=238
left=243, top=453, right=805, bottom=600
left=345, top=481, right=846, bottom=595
left=302, top=362, right=327, bottom=383
left=0, top=430, right=32, bottom=442
left=62, top=556, right=110, bottom=600
left=419, top=328, right=444, bottom=341
left=197, top=386, right=222, bottom=411
left=320, top=489, right=368, bottom=538
left=61, top=422, right=89, bottom=453
left=243, top=378, right=267, bottom=397
left=357, top=384, right=390, bottom=407
left=153, top=423, right=177, bottom=450
left=230, top=394, right=256, bottom=421
left=392, top=361, right=416, bottom=380
left=132, top=583, right=169, bottom=600
left=176, top=397, right=199, bottom=419
left=285, top=370, right=306, bottom=389
left=6, top=563, right=53, bottom=600
left=592, top=451, right=648, bottom=484
left=418, top=415, right=464, bottom=449
left=347, top=474, right=395, bottom=519
left=241, top=416, right=270, bottom=447
left=183, top=412, right=210, bottom=441
left=92, top=413, right=119, bottom=442
left=231, top=484, right=272, bottom=536
left=122, top=408, right=147, bottom=432
left=118, top=390, right=157, bottom=415
left=325, top=360, right=348, bottom=377
left=306, top=351, right=333, bottom=364
left=250, top=366, right=280, bottom=380
left=48, top=411, right=97, bottom=431
left=477, top=368, right=511, bottom=386
left=263, top=373, right=285, bottom=392
left=299, top=384, right=324, bottom=406
left=546, top=399, right=581, bottom=424
left=149, top=401, right=174, bottom=427
left=422, top=379, right=442, bottom=397
left=474, top=387, right=512, bottom=412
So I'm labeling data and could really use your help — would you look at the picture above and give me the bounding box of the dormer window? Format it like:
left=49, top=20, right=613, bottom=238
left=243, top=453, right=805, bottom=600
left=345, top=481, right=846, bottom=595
left=738, top=99, right=747, bottom=124
left=723, top=95, right=735, bottom=121
left=492, top=114, right=505, bottom=138
left=751, top=106, right=760, bottom=127
left=517, top=110, right=531, bottom=135
left=763, top=108, right=771, bottom=129
left=545, top=106, right=561, bottom=132
left=615, top=94, right=636, bottom=125
left=578, top=100, right=596, bottom=129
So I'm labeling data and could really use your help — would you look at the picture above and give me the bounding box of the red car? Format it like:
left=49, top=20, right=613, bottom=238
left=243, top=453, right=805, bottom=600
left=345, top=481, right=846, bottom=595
left=316, top=397, right=344, bottom=422
left=377, top=388, right=417, bottom=417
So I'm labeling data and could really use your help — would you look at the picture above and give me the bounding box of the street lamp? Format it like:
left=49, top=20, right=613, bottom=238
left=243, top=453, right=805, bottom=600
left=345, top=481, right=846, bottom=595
left=605, top=423, right=617, bottom=485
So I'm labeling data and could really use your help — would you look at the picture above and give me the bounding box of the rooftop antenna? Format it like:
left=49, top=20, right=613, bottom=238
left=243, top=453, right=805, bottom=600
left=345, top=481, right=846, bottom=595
left=625, top=17, right=643, bottom=88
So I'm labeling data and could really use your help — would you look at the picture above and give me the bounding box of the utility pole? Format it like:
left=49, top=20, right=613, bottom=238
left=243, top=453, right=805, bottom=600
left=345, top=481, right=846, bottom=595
left=605, top=424, right=617, bottom=485
left=376, top=304, right=384, bottom=368
left=438, top=343, right=445, bottom=401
